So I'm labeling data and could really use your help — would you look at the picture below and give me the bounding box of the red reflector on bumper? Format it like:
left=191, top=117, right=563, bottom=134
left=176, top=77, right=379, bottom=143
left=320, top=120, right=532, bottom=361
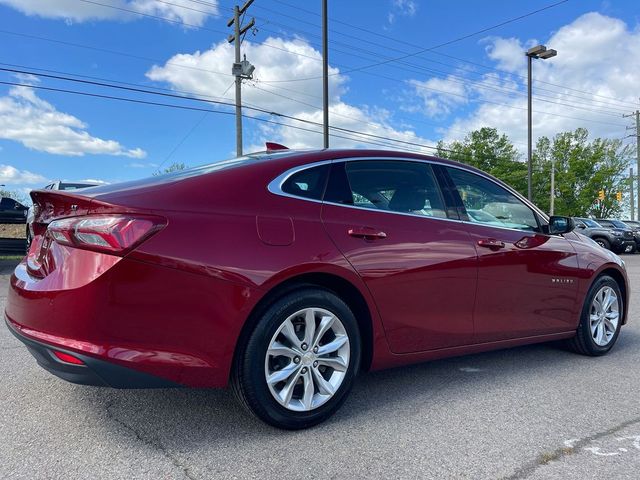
left=52, top=350, right=84, bottom=365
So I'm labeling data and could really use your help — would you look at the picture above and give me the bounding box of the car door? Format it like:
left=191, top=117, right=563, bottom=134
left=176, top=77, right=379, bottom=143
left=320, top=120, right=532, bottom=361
left=321, top=159, right=478, bottom=353
left=442, top=166, right=582, bottom=342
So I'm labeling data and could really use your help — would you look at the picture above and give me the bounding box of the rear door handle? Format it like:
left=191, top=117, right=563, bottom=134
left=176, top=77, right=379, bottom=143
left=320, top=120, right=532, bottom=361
left=477, top=238, right=505, bottom=249
left=348, top=227, right=387, bottom=240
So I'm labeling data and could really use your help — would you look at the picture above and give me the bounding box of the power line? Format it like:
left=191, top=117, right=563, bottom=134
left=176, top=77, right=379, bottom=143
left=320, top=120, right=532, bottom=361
left=0, top=79, right=446, bottom=153
left=258, top=0, right=637, bottom=109
left=258, top=69, right=627, bottom=128
left=0, top=29, right=232, bottom=78
left=80, top=0, right=611, bottom=117
left=233, top=13, right=632, bottom=116
left=257, top=0, right=569, bottom=82
left=76, top=0, right=226, bottom=33
left=0, top=61, right=504, bottom=147
left=1, top=61, right=627, bottom=150
left=2, top=19, right=632, bottom=118
left=20, top=1, right=634, bottom=114
left=2, top=77, right=581, bottom=164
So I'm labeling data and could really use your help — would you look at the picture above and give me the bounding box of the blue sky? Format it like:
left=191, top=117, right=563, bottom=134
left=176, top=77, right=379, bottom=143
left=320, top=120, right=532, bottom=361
left=0, top=0, right=639, bottom=201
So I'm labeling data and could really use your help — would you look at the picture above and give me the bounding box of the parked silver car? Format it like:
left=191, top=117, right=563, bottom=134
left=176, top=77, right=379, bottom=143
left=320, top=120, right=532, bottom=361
left=26, top=181, right=100, bottom=248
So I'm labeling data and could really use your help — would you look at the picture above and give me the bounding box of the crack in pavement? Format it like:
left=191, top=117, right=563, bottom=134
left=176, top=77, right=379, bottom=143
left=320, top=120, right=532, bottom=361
left=105, top=399, right=198, bottom=480
left=502, top=416, right=640, bottom=479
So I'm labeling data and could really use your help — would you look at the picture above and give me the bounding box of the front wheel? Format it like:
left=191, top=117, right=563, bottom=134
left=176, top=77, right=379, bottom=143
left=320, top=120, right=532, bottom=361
left=231, top=288, right=361, bottom=429
left=567, top=275, right=622, bottom=356
left=593, top=237, right=610, bottom=250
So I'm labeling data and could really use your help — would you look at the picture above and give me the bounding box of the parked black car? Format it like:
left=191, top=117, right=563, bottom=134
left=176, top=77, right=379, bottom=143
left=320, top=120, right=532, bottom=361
left=623, top=220, right=640, bottom=247
left=0, top=197, right=28, bottom=224
left=573, top=217, right=636, bottom=253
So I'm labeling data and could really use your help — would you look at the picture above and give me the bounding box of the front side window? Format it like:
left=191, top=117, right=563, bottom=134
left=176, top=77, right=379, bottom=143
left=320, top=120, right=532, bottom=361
left=608, top=220, right=630, bottom=229
left=336, top=160, right=447, bottom=218
left=581, top=218, right=602, bottom=228
left=447, top=167, right=539, bottom=232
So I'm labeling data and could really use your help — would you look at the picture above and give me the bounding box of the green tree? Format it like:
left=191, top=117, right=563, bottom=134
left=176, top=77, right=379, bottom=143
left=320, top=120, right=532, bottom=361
left=438, top=127, right=631, bottom=218
left=153, top=162, right=187, bottom=176
left=437, top=127, right=526, bottom=194
left=531, top=128, right=631, bottom=217
left=0, top=189, right=28, bottom=205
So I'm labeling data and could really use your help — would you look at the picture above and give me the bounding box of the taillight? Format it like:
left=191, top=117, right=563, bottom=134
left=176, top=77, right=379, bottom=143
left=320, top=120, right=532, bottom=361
left=47, top=214, right=165, bottom=254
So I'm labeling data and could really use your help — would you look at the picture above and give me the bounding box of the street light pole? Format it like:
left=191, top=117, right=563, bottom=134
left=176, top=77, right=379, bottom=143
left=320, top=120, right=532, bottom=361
left=550, top=156, right=555, bottom=215
left=322, top=0, right=329, bottom=149
left=525, top=44, right=557, bottom=204
left=527, top=53, right=533, bottom=201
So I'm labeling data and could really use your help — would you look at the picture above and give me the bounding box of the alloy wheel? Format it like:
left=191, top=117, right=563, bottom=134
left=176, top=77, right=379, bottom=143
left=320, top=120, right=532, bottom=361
left=264, top=307, right=350, bottom=412
left=589, top=285, right=619, bottom=346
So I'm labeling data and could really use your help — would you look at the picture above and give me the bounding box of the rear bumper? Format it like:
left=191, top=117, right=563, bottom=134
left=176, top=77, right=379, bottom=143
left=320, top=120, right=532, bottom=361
left=6, top=256, right=261, bottom=388
left=6, top=317, right=181, bottom=388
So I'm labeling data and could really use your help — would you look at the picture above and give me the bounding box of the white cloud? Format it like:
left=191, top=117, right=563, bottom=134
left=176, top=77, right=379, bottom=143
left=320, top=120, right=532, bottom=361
left=78, top=178, right=109, bottom=184
left=484, top=37, right=527, bottom=73
left=127, top=162, right=159, bottom=168
left=407, top=75, right=469, bottom=117
left=0, top=0, right=217, bottom=26
left=147, top=37, right=437, bottom=153
left=415, top=12, right=640, bottom=150
left=0, top=164, right=47, bottom=184
left=388, top=0, right=418, bottom=24
left=0, top=84, right=146, bottom=158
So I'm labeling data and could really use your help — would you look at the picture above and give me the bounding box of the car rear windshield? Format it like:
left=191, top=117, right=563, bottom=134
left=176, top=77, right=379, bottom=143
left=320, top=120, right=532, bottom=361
left=155, top=151, right=297, bottom=180
left=59, top=183, right=99, bottom=190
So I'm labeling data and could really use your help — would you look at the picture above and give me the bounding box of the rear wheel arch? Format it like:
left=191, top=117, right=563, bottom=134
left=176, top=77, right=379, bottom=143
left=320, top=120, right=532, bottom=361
left=232, top=272, right=374, bottom=378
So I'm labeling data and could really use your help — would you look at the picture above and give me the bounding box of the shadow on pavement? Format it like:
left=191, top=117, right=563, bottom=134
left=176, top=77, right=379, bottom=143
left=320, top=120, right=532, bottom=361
left=71, top=328, right=639, bottom=448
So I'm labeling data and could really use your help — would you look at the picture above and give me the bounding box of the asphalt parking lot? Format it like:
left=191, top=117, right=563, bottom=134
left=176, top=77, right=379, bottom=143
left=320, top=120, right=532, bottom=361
left=1, top=256, right=639, bottom=480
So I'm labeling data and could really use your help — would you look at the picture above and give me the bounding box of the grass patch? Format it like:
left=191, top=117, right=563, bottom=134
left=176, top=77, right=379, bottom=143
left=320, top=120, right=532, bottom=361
left=0, top=255, right=24, bottom=261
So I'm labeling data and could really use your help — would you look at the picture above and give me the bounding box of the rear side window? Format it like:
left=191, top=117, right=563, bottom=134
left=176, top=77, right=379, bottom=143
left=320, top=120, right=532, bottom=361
left=328, top=160, right=447, bottom=218
left=281, top=164, right=329, bottom=200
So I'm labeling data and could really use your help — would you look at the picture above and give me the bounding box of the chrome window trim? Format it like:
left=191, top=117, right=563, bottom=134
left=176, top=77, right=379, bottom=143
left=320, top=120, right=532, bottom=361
left=267, top=156, right=551, bottom=235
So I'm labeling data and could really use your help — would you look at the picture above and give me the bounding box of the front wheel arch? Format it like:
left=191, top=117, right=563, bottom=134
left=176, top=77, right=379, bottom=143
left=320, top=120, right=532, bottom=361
left=598, top=267, right=628, bottom=325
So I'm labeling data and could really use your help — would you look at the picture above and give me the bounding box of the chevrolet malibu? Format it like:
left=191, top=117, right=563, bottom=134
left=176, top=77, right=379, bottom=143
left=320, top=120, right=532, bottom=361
left=5, top=148, right=629, bottom=429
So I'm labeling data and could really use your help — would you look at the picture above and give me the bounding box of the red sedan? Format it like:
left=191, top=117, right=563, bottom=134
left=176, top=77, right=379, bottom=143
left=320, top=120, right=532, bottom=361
left=5, top=149, right=629, bottom=429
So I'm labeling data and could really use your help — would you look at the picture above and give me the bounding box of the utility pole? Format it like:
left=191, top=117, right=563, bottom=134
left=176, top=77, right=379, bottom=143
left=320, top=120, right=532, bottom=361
left=322, top=0, right=329, bottom=148
left=637, top=110, right=639, bottom=221
left=228, top=0, right=255, bottom=157
left=623, top=110, right=640, bottom=221
left=550, top=156, right=555, bottom=216
left=631, top=168, right=635, bottom=221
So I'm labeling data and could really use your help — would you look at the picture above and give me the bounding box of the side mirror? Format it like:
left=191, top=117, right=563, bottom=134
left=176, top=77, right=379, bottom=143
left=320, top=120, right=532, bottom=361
left=576, top=224, right=585, bottom=229
left=548, top=216, right=575, bottom=235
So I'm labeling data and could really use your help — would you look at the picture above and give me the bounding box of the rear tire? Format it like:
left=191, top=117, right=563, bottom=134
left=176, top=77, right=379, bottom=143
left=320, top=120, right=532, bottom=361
left=231, top=288, right=361, bottom=429
left=567, top=275, right=622, bottom=356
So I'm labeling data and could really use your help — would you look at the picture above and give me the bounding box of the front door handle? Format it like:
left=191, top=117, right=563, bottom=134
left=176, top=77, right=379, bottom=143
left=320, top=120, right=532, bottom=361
left=477, top=238, right=505, bottom=250
left=348, top=227, right=387, bottom=240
